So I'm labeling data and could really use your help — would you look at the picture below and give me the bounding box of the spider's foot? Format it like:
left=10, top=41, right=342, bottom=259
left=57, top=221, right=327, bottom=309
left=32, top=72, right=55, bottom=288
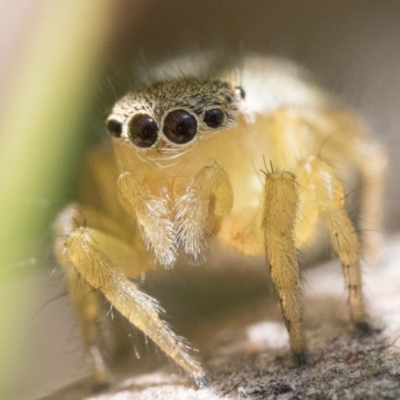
left=356, top=321, right=380, bottom=337
left=195, top=373, right=211, bottom=388
left=293, top=351, right=308, bottom=366
left=92, top=380, right=111, bottom=394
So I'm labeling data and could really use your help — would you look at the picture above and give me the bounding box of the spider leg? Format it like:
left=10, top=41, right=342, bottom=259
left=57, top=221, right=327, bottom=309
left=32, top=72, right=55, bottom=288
left=358, top=148, right=386, bottom=259
left=62, top=266, right=109, bottom=390
left=54, top=206, right=113, bottom=389
left=301, top=157, right=368, bottom=329
left=262, top=170, right=307, bottom=364
left=269, top=107, right=386, bottom=258
left=54, top=205, right=208, bottom=388
left=317, top=110, right=386, bottom=258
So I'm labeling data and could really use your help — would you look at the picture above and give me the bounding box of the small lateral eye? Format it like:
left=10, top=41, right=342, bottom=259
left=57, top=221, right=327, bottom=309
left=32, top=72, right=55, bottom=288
left=106, top=119, right=122, bottom=138
left=234, top=86, right=245, bottom=99
left=163, top=109, right=197, bottom=144
left=204, top=108, right=224, bottom=128
left=128, top=114, right=158, bottom=148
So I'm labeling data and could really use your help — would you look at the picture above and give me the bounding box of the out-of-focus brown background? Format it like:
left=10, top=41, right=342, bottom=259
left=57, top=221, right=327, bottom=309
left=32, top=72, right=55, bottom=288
left=1, top=1, right=399, bottom=399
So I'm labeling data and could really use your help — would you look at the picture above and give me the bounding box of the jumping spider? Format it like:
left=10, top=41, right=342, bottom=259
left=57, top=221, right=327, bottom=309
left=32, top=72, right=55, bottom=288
left=54, top=55, right=386, bottom=388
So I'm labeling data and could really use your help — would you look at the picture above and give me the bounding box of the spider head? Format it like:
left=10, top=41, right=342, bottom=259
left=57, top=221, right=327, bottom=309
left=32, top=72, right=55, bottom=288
left=106, top=79, right=245, bottom=163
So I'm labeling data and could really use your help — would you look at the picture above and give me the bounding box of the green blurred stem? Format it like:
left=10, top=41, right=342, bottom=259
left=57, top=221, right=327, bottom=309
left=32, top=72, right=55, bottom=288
left=0, top=1, right=111, bottom=395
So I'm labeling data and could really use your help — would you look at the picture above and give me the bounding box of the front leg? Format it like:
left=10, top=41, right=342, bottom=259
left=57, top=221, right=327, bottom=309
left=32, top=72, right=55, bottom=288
left=262, top=170, right=307, bottom=364
left=55, top=205, right=208, bottom=388
left=175, top=161, right=233, bottom=263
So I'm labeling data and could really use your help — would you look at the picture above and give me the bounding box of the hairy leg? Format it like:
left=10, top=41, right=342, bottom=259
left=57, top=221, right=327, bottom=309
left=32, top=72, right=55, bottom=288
left=55, top=205, right=208, bottom=387
left=262, top=170, right=307, bottom=364
left=301, top=157, right=368, bottom=329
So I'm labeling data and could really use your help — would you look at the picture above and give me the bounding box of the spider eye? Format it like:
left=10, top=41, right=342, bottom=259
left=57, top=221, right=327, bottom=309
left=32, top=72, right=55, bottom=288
left=204, top=108, right=224, bottom=128
left=128, top=114, right=158, bottom=148
left=163, top=109, right=197, bottom=144
left=234, top=86, right=245, bottom=99
left=106, top=119, right=122, bottom=138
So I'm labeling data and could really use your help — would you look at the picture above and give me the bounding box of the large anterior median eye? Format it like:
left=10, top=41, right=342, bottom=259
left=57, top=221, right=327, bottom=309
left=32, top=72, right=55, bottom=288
left=163, top=109, right=197, bottom=144
left=128, top=114, right=158, bottom=148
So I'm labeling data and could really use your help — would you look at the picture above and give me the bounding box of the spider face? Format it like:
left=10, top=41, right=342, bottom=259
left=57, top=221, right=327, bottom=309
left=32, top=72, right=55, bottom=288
left=106, top=79, right=243, bottom=156
left=55, top=54, right=386, bottom=390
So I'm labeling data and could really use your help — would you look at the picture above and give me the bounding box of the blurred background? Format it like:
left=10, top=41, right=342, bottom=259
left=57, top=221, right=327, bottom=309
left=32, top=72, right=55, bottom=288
left=0, top=1, right=399, bottom=399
